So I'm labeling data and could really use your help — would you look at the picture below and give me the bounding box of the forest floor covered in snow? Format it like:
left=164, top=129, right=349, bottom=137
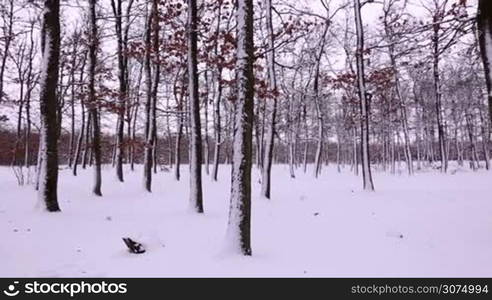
left=0, top=163, right=491, bottom=277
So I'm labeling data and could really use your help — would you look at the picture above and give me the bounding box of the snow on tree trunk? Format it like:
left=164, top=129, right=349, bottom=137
left=478, top=0, right=492, bottom=123
left=150, top=0, right=159, bottom=176
left=353, top=0, right=374, bottom=191
left=112, top=0, right=126, bottom=183
left=72, top=52, right=87, bottom=176
left=88, top=0, right=102, bottom=196
left=312, top=18, right=330, bottom=179
left=187, top=0, right=204, bottom=213
left=211, top=2, right=223, bottom=182
left=67, top=41, right=77, bottom=169
left=261, top=0, right=277, bottom=199
left=212, top=74, right=222, bottom=181
left=225, top=0, right=254, bottom=256
left=143, top=1, right=157, bottom=192
left=173, top=72, right=185, bottom=181
left=25, top=24, right=34, bottom=178
left=82, top=107, right=92, bottom=169
left=37, top=0, right=61, bottom=212
left=204, top=71, right=210, bottom=175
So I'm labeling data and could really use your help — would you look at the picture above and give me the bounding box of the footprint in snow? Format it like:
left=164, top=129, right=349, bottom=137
left=385, top=231, right=404, bottom=239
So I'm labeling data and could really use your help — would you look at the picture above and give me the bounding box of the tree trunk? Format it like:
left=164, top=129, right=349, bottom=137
left=212, top=71, right=222, bottom=181
left=150, top=1, right=159, bottom=176
left=479, top=104, right=490, bottom=170
left=111, top=0, right=127, bottom=182
left=24, top=22, right=35, bottom=177
left=37, top=0, right=61, bottom=212
left=88, top=0, right=102, bottom=196
left=353, top=0, right=374, bottom=190
left=0, top=0, right=13, bottom=103
left=204, top=70, right=210, bottom=175
left=389, top=52, right=413, bottom=175
left=174, top=73, right=185, bottom=181
left=187, top=0, right=204, bottom=212
left=211, top=4, right=223, bottom=181
left=67, top=37, right=79, bottom=169
left=73, top=52, right=87, bottom=176
left=261, top=0, right=278, bottom=198
left=82, top=112, right=91, bottom=169
left=288, top=93, right=296, bottom=178
left=129, top=62, right=143, bottom=171
left=432, top=20, right=447, bottom=173
left=143, top=1, right=157, bottom=192
left=226, top=0, right=254, bottom=256
left=478, top=0, right=492, bottom=122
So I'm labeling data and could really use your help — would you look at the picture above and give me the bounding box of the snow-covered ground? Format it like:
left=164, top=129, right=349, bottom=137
left=1, top=163, right=491, bottom=277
